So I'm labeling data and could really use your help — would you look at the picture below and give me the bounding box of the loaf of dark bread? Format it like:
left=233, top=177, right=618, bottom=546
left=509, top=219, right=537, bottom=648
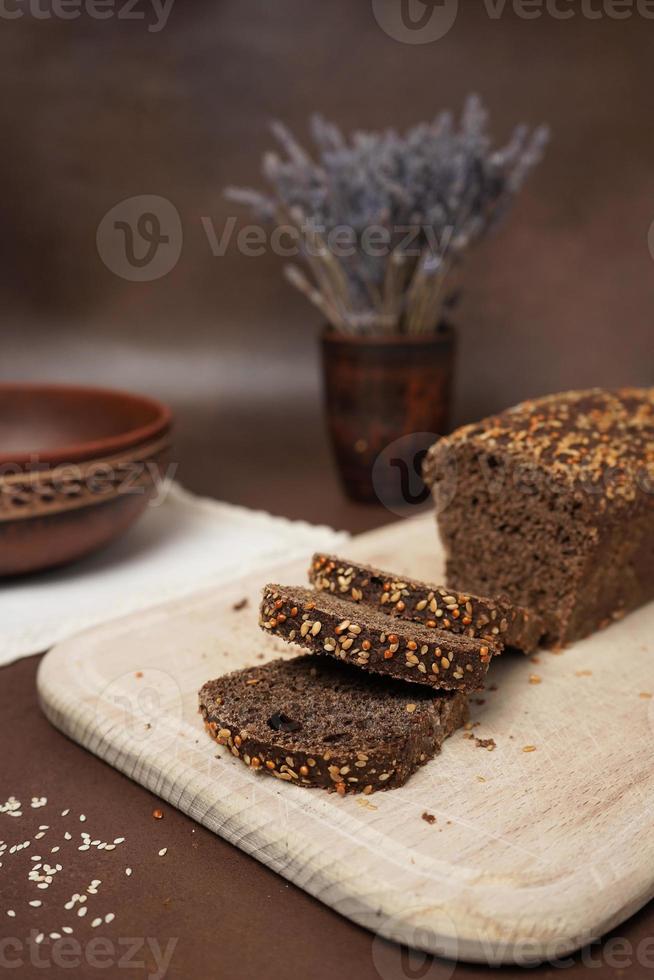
left=259, top=585, right=497, bottom=692
left=199, top=656, right=468, bottom=794
left=309, top=553, right=543, bottom=654
left=423, top=387, right=654, bottom=646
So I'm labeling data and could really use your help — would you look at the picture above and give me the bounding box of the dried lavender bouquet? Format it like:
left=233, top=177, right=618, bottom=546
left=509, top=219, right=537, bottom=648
left=226, top=96, right=548, bottom=336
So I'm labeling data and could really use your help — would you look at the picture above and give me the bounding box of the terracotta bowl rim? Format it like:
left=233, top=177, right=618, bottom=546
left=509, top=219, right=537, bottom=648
left=0, top=382, right=173, bottom=467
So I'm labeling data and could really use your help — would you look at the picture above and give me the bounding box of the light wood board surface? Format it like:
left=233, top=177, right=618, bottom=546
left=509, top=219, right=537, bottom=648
left=37, top=513, right=654, bottom=965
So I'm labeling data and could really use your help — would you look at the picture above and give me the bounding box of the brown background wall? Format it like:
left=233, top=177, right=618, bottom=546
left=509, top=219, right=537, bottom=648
left=2, top=0, right=653, bottom=521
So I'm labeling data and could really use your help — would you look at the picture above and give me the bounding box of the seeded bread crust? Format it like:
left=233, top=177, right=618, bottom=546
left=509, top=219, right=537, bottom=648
left=199, top=656, right=468, bottom=794
left=423, top=387, right=654, bottom=645
left=259, top=585, right=497, bottom=692
left=309, top=553, right=543, bottom=654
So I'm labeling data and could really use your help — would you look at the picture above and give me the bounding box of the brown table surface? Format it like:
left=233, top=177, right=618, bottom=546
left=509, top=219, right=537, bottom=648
left=2, top=0, right=654, bottom=974
left=2, top=463, right=654, bottom=980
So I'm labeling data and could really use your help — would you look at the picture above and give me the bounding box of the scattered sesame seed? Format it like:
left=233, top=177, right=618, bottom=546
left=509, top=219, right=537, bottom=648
left=158, top=848, right=167, bottom=857
left=522, top=745, right=537, bottom=753
left=77, top=907, right=87, bottom=918
left=35, top=934, right=44, bottom=945
left=51, top=846, right=60, bottom=853
left=29, top=900, right=42, bottom=907
left=113, top=837, right=125, bottom=844
left=91, top=917, right=102, bottom=928
left=64, top=833, right=71, bottom=841
left=50, top=932, right=61, bottom=940
left=125, top=868, right=132, bottom=876
left=6, top=910, right=15, bottom=917
left=79, top=815, right=86, bottom=822
left=61, top=809, right=70, bottom=817
left=105, top=913, right=115, bottom=924
left=62, top=927, right=73, bottom=935
left=528, top=674, right=541, bottom=684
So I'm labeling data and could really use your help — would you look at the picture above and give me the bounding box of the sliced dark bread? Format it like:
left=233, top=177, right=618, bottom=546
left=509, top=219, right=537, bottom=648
left=423, top=387, right=654, bottom=646
left=199, top=655, right=468, bottom=794
left=260, top=585, right=497, bottom=692
left=309, top=553, right=544, bottom=654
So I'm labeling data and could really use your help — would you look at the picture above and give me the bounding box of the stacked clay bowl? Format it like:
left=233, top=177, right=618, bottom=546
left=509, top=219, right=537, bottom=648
left=0, top=384, right=172, bottom=576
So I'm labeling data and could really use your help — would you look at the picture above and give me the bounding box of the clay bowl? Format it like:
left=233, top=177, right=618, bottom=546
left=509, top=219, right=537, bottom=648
left=0, top=384, right=172, bottom=576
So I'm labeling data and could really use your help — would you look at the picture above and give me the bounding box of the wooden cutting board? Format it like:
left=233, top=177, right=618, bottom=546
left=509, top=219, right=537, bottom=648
left=37, top=513, right=654, bottom=965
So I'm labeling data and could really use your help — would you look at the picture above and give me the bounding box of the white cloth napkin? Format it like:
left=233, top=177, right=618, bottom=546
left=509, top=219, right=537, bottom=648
left=1, top=483, right=348, bottom=666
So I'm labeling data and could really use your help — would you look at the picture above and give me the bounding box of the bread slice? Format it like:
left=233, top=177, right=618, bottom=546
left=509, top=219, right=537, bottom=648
left=199, top=656, right=468, bottom=794
left=309, top=553, right=543, bottom=654
left=260, top=585, right=497, bottom=692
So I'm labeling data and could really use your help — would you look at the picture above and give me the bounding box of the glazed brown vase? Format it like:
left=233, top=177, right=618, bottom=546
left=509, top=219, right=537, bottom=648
left=321, top=325, right=456, bottom=505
